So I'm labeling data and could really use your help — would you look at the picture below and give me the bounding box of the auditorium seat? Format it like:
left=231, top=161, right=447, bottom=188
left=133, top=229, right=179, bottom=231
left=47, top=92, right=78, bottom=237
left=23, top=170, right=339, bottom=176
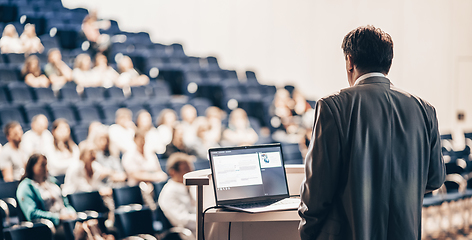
left=112, top=185, right=145, bottom=209
left=82, top=87, right=105, bottom=102
left=75, top=104, right=102, bottom=124
left=71, top=124, right=88, bottom=144
left=0, top=106, right=25, bottom=126
left=7, top=82, right=33, bottom=104
left=104, top=86, right=125, bottom=102
left=31, top=87, right=56, bottom=103
left=189, top=97, right=212, bottom=116
left=245, top=71, right=259, bottom=84
left=49, top=103, right=77, bottom=126
left=130, top=85, right=152, bottom=100
left=23, top=103, right=52, bottom=123
left=58, top=87, right=81, bottom=102
left=97, top=102, right=121, bottom=124
left=0, top=85, right=9, bottom=105
left=114, top=207, right=156, bottom=239
left=5, top=53, right=25, bottom=67
left=0, top=67, right=19, bottom=83
left=3, top=222, right=53, bottom=240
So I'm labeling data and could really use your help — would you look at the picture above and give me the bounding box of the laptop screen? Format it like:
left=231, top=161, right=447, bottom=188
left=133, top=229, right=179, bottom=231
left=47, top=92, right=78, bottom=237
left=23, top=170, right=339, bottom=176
left=209, top=144, right=289, bottom=205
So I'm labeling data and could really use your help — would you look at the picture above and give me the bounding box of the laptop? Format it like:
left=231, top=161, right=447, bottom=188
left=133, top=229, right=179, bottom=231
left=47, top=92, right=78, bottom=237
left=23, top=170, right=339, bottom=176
left=208, top=143, right=300, bottom=213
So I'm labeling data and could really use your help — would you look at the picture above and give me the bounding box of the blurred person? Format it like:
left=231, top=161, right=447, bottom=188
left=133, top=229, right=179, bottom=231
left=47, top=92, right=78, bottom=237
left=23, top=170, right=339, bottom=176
left=185, top=117, right=219, bottom=160
left=0, top=121, right=28, bottom=182
left=44, top=49, right=72, bottom=91
left=154, top=109, right=178, bottom=153
left=47, top=119, right=79, bottom=176
left=78, top=121, right=103, bottom=149
left=62, top=143, right=112, bottom=196
left=164, top=125, right=197, bottom=159
left=20, top=23, right=44, bottom=54
left=205, top=106, right=224, bottom=144
left=122, top=130, right=167, bottom=186
left=222, top=108, right=258, bottom=146
left=116, top=55, right=149, bottom=89
left=180, top=104, right=199, bottom=148
left=0, top=24, right=23, bottom=53
left=93, top=128, right=126, bottom=187
left=21, top=55, right=50, bottom=88
left=136, top=110, right=159, bottom=154
left=292, top=89, right=312, bottom=116
left=20, top=114, right=54, bottom=157
left=81, top=11, right=111, bottom=53
left=16, top=154, right=77, bottom=232
left=72, top=53, right=101, bottom=90
left=108, top=108, right=136, bottom=154
left=92, top=53, right=119, bottom=88
left=158, top=152, right=196, bottom=239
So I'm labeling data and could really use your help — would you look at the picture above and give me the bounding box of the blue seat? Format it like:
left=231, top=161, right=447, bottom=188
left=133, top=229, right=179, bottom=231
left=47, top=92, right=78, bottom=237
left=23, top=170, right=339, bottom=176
left=23, top=103, right=52, bottom=123
left=0, top=68, right=19, bottom=83
left=3, top=222, right=53, bottom=240
left=112, top=185, right=145, bottom=209
left=0, top=84, right=9, bottom=104
left=97, top=102, right=121, bottom=124
left=114, top=208, right=157, bottom=239
left=245, top=71, right=259, bottom=84
left=0, top=106, right=25, bottom=126
left=130, top=85, right=152, bottom=100
left=71, top=124, right=88, bottom=144
left=49, top=103, right=77, bottom=125
left=150, top=81, right=171, bottom=99
left=75, top=104, right=102, bottom=124
left=189, top=97, right=212, bottom=116
left=58, top=87, right=81, bottom=102
left=5, top=53, right=25, bottom=66
left=104, top=86, right=125, bottom=102
left=0, top=181, right=22, bottom=228
left=281, top=142, right=304, bottom=164
left=66, top=191, right=108, bottom=216
left=31, top=87, right=56, bottom=103
left=82, top=87, right=105, bottom=102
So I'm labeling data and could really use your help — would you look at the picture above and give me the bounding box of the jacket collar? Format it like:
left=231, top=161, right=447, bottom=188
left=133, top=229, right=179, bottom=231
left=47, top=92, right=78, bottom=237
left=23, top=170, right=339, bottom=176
left=356, top=76, right=391, bottom=86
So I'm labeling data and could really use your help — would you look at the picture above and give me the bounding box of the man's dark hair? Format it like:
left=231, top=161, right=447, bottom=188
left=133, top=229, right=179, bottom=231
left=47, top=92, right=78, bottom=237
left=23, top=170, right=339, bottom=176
left=4, top=121, right=20, bottom=137
left=342, top=25, right=394, bottom=74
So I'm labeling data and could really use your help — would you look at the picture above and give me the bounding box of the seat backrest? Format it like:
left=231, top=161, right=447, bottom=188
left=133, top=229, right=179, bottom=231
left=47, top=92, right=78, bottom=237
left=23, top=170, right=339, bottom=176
left=75, top=105, right=102, bottom=123
left=0, top=106, right=25, bottom=125
left=66, top=191, right=108, bottom=213
left=112, top=185, right=145, bottom=208
left=59, top=87, right=81, bottom=102
left=32, top=87, right=56, bottom=103
left=82, top=87, right=105, bottom=102
left=8, top=86, right=33, bottom=104
left=49, top=105, right=76, bottom=125
left=4, top=222, right=53, bottom=240
left=104, top=86, right=125, bottom=101
left=114, top=208, right=154, bottom=239
left=23, top=105, right=51, bottom=123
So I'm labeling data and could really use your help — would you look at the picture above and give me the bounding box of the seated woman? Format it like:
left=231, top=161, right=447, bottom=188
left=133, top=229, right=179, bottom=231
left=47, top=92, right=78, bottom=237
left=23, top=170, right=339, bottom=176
left=92, top=53, right=119, bottom=88
left=17, top=154, right=77, bottom=227
left=116, top=56, right=149, bottom=89
left=21, top=55, right=50, bottom=88
left=164, top=125, right=197, bottom=159
left=46, top=119, right=79, bottom=177
left=93, top=128, right=127, bottom=187
left=221, top=108, right=258, bottom=146
left=122, top=130, right=167, bottom=186
left=81, top=11, right=111, bottom=53
left=62, top=143, right=112, bottom=196
left=0, top=24, right=23, bottom=54
left=72, top=53, right=101, bottom=91
left=152, top=109, right=178, bottom=155
left=20, top=24, right=44, bottom=54
left=44, top=49, right=73, bottom=91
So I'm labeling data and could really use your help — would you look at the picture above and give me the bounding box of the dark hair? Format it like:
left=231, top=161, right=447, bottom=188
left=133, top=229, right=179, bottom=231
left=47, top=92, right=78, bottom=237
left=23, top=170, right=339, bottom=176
left=166, top=152, right=194, bottom=174
left=4, top=121, right=20, bottom=137
left=52, top=118, right=75, bottom=152
left=341, top=25, right=394, bottom=74
left=20, top=153, right=46, bottom=182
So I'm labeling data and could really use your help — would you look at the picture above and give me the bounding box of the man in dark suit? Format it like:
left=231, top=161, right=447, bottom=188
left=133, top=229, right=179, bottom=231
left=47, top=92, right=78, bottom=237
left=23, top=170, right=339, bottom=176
left=298, top=26, right=445, bottom=240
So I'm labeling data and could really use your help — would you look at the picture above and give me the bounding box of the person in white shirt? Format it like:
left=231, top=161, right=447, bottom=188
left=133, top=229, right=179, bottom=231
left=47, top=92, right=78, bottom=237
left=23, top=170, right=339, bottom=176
left=0, top=122, right=28, bottom=182
left=19, top=24, right=44, bottom=54
left=92, top=53, right=119, bottom=88
left=116, top=55, right=149, bottom=89
left=72, top=53, right=102, bottom=92
left=62, top=143, right=112, bottom=196
left=153, top=109, right=178, bottom=155
left=122, top=130, right=167, bottom=186
left=47, top=119, right=79, bottom=176
left=20, top=114, right=54, bottom=158
left=158, top=152, right=196, bottom=238
left=0, top=24, right=23, bottom=54
left=93, top=127, right=126, bottom=187
left=108, top=108, right=136, bottom=154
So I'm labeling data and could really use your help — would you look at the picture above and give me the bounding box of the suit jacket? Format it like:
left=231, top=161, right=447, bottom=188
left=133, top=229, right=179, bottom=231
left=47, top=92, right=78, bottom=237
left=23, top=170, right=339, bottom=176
left=298, top=76, right=445, bottom=240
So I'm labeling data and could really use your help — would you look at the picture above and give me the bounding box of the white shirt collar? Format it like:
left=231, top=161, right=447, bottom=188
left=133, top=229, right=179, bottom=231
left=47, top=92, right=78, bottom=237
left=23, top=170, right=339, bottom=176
left=353, top=72, right=386, bottom=86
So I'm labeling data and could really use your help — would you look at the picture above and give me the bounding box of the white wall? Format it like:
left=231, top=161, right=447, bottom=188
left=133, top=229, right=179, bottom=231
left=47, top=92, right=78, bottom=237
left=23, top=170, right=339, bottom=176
left=62, top=0, right=472, bottom=133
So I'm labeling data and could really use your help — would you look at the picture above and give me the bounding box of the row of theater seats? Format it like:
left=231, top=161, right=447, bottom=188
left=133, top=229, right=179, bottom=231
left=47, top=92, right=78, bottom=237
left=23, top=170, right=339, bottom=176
left=0, top=179, right=183, bottom=240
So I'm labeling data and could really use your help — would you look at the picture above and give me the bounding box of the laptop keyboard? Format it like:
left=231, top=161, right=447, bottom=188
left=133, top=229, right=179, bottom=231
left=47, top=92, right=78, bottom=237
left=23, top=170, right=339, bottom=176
left=231, top=199, right=280, bottom=209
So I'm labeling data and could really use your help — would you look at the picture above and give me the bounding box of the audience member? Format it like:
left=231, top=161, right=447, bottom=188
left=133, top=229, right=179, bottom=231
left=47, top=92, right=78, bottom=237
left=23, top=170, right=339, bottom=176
left=81, top=11, right=111, bottom=53
left=20, top=23, right=44, bottom=54
left=292, top=89, right=312, bottom=116
left=17, top=154, right=77, bottom=227
left=205, top=106, right=224, bottom=144
left=93, top=128, right=126, bottom=187
left=116, top=55, right=149, bottom=89
left=47, top=119, right=79, bottom=176
left=72, top=53, right=101, bottom=90
left=136, top=110, right=162, bottom=155
left=164, top=125, right=197, bottom=159
left=158, top=152, right=196, bottom=239
left=122, top=130, right=167, bottom=186
left=21, top=55, right=50, bottom=88
left=180, top=104, right=199, bottom=147
left=78, top=121, right=104, bottom=148
left=0, top=24, right=23, bottom=53
left=62, top=143, right=112, bottom=196
left=0, top=122, right=28, bottom=182
left=221, top=108, right=258, bottom=146
left=154, top=109, right=178, bottom=154
left=108, top=108, right=136, bottom=154
left=44, top=49, right=73, bottom=91
left=92, top=53, right=119, bottom=88
left=20, top=114, right=54, bottom=157
left=185, top=117, right=219, bottom=160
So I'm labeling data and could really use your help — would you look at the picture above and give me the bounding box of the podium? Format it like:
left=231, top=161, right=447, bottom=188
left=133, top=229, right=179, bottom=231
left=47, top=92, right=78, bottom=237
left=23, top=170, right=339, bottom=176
left=184, top=164, right=304, bottom=240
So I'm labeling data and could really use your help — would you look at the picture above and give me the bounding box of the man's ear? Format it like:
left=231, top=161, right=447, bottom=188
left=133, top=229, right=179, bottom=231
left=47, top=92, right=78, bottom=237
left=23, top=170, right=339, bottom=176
left=346, top=55, right=354, bottom=72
